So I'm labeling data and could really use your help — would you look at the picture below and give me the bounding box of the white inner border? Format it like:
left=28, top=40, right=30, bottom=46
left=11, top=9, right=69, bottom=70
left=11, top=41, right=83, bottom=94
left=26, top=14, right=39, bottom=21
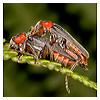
left=1, top=0, right=99, bottom=100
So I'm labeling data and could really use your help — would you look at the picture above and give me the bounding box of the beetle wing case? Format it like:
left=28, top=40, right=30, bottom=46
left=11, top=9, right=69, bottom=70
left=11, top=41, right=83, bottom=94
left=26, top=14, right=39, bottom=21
left=52, top=44, right=75, bottom=61
left=50, top=23, right=89, bottom=59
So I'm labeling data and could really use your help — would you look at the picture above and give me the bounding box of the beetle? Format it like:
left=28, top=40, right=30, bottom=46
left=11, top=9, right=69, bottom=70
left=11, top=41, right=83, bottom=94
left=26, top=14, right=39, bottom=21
left=29, top=20, right=89, bottom=71
left=9, top=32, right=40, bottom=63
left=9, top=32, right=88, bottom=93
left=9, top=33, right=76, bottom=93
left=25, top=35, right=89, bottom=93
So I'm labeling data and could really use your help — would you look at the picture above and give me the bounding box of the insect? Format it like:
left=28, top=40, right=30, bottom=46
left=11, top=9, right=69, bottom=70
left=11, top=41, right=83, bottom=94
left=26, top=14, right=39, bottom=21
left=9, top=20, right=89, bottom=93
left=9, top=32, right=88, bottom=93
left=29, top=20, right=89, bottom=72
left=8, top=33, right=74, bottom=93
left=24, top=35, right=89, bottom=93
left=9, top=32, right=40, bottom=63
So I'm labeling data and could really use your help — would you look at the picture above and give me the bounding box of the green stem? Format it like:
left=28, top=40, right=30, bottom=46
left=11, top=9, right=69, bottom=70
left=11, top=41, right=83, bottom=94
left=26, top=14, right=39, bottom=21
left=3, top=40, right=97, bottom=91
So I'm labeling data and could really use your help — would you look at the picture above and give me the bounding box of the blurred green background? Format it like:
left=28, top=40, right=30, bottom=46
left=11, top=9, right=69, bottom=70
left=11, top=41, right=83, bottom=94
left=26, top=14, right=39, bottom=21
left=3, top=3, right=97, bottom=97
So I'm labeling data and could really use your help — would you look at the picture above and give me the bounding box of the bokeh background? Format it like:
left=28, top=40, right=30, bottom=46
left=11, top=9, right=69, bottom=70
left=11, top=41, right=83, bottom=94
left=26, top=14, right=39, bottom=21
left=3, top=3, right=97, bottom=97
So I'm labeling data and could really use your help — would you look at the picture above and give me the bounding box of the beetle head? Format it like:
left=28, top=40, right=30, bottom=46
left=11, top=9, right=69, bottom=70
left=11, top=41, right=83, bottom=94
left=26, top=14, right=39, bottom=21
left=9, top=37, right=18, bottom=50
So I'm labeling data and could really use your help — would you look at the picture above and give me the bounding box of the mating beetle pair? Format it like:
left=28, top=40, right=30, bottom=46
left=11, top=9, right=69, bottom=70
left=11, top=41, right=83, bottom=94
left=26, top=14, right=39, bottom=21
left=9, top=20, right=89, bottom=93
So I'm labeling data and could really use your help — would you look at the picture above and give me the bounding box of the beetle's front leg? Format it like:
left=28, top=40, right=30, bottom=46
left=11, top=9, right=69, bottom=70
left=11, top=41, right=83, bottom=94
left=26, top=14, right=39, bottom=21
left=17, top=40, right=27, bottom=60
left=29, top=26, right=35, bottom=33
left=21, top=51, right=39, bottom=64
left=49, top=31, right=58, bottom=45
left=50, top=35, right=55, bottom=45
left=26, top=41, right=41, bottom=64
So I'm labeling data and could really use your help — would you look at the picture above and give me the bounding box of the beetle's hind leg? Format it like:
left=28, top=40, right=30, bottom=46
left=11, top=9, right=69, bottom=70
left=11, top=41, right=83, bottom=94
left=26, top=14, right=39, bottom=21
left=65, top=57, right=81, bottom=94
left=65, top=74, right=70, bottom=94
left=71, top=59, right=80, bottom=71
left=65, top=61, right=79, bottom=94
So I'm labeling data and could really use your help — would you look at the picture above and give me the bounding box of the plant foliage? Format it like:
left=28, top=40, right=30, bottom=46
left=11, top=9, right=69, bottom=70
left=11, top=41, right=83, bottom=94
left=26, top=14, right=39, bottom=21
left=3, top=39, right=97, bottom=91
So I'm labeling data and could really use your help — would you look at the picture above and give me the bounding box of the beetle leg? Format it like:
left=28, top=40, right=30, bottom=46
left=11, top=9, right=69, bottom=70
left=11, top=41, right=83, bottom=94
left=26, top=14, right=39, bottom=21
left=29, top=26, right=35, bottom=33
left=50, top=35, right=55, bottom=45
left=59, top=38, right=66, bottom=49
left=65, top=74, right=70, bottom=94
left=26, top=41, right=41, bottom=64
left=16, top=40, right=26, bottom=60
left=34, top=30, right=40, bottom=35
left=65, top=59, right=80, bottom=94
left=18, top=53, right=23, bottom=60
left=42, top=45, right=48, bottom=59
left=80, top=64, right=89, bottom=71
left=48, top=46, right=54, bottom=61
left=71, top=58, right=80, bottom=71
left=49, top=50, right=54, bottom=62
left=34, top=58, right=37, bottom=64
left=50, top=53, right=53, bottom=61
left=42, top=27, right=47, bottom=36
left=18, top=50, right=39, bottom=64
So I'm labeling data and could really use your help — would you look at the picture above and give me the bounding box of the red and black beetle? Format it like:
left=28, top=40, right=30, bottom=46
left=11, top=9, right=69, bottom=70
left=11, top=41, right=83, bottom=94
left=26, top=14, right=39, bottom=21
left=9, top=32, right=40, bottom=63
left=9, top=33, right=89, bottom=93
left=9, top=20, right=89, bottom=93
left=29, top=20, right=89, bottom=71
left=25, top=35, right=89, bottom=93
